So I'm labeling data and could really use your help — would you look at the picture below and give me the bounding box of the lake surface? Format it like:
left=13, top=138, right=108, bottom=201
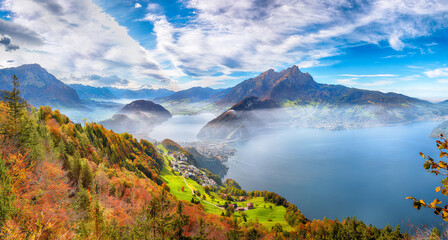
left=225, top=121, right=444, bottom=229
left=150, top=115, right=445, bottom=228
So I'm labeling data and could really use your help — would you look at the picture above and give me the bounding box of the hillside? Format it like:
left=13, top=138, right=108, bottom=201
left=161, top=139, right=228, bottom=178
left=100, top=100, right=172, bottom=135
left=0, top=79, right=407, bottom=239
left=0, top=64, right=82, bottom=107
left=431, top=120, right=448, bottom=138
left=198, top=96, right=281, bottom=140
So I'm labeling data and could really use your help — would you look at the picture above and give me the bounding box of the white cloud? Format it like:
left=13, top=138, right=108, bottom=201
left=336, top=78, right=358, bottom=86
left=336, top=77, right=394, bottom=87
left=363, top=80, right=394, bottom=87
left=395, top=74, right=421, bottom=81
left=424, top=67, right=448, bottom=78
left=143, top=0, right=448, bottom=80
left=382, top=54, right=407, bottom=59
left=1, top=0, right=448, bottom=90
left=0, top=0, right=170, bottom=88
left=340, top=74, right=397, bottom=77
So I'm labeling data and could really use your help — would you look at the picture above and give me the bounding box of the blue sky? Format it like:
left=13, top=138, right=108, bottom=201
left=0, top=0, right=447, bottom=101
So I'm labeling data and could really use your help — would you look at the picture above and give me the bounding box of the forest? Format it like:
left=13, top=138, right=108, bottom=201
left=0, top=76, right=413, bottom=239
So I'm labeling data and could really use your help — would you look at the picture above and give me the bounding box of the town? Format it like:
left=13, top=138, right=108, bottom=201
left=170, top=152, right=218, bottom=187
left=180, top=141, right=236, bottom=163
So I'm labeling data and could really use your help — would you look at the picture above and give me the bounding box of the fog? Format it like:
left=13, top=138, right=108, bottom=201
left=197, top=104, right=447, bottom=142
left=57, top=104, right=121, bottom=123
left=148, top=113, right=216, bottom=142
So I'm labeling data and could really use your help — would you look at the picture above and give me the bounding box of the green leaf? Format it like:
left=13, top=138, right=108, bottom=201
left=423, top=162, right=431, bottom=170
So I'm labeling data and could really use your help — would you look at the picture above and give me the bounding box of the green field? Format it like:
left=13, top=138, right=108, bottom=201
left=158, top=145, right=292, bottom=231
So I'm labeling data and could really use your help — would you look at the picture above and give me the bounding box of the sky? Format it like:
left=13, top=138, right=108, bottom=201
left=0, top=0, right=447, bottom=101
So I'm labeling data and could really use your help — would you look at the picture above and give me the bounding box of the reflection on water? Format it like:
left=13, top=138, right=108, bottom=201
left=225, top=121, right=444, bottom=228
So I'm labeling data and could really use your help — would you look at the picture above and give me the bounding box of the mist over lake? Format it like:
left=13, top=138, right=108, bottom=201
left=148, top=113, right=444, bottom=228
left=225, top=121, right=444, bottom=229
left=149, top=113, right=217, bottom=142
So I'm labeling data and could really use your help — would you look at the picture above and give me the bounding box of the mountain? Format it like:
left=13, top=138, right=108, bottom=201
left=431, top=120, right=448, bottom=138
left=217, top=65, right=427, bottom=107
left=100, top=100, right=171, bottom=135
left=0, top=64, right=82, bottom=107
left=106, top=87, right=174, bottom=100
left=69, top=84, right=175, bottom=101
left=156, top=87, right=221, bottom=103
left=199, top=66, right=448, bottom=140
left=197, top=96, right=281, bottom=140
left=69, top=84, right=117, bottom=100
left=119, top=99, right=172, bottom=117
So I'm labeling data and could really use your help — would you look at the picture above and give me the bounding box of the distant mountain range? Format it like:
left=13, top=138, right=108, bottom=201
left=217, top=65, right=429, bottom=107
left=68, top=84, right=117, bottom=100
left=69, top=84, right=174, bottom=101
left=156, top=87, right=222, bottom=103
left=0, top=64, right=82, bottom=107
left=2, top=64, right=448, bottom=139
left=106, top=87, right=174, bottom=100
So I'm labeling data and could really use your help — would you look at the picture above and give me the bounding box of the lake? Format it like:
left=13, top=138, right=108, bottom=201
left=225, top=121, right=444, bottom=229
left=150, top=115, right=445, bottom=229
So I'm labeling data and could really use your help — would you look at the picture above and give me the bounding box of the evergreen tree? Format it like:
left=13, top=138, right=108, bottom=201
left=0, top=157, right=15, bottom=230
left=171, top=201, right=189, bottom=240
left=2, top=75, right=26, bottom=139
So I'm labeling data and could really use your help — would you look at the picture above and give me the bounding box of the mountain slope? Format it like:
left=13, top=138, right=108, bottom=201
left=100, top=100, right=172, bottom=135
left=0, top=64, right=82, bottom=107
left=156, top=87, right=221, bottom=103
left=217, top=65, right=428, bottom=107
left=198, top=96, right=281, bottom=140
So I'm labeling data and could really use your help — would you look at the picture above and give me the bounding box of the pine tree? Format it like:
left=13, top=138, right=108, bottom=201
left=0, top=157, right=15, bottom=230
left=171, top=201, right=189, bottom=240
left=2, top=75, right=26, bottom=139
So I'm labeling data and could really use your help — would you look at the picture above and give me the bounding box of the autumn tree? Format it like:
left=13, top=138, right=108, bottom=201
left=226, top=217, right=242, bottom=240
left=407, top=134, right=448, bottom=221
left=196, top=217, right=213, bottom=240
